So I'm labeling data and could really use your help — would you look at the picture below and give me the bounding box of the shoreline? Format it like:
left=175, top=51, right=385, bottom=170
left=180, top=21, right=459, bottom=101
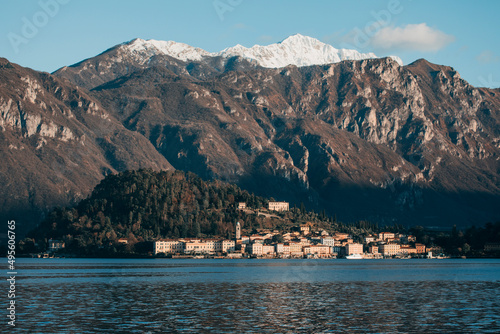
left=17, top=253, right=500, bottom=260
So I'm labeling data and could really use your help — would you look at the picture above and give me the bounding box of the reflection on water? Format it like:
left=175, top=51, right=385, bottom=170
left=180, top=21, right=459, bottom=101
left=15, top=259, right=500, bottom=333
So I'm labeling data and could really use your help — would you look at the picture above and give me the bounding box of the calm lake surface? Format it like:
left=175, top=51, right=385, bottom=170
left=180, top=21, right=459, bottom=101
left=14, top=258, right=500, bottom=333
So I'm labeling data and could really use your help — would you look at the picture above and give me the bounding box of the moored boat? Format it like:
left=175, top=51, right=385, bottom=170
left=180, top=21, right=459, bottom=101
left=346, top=254, right=363, bottom=259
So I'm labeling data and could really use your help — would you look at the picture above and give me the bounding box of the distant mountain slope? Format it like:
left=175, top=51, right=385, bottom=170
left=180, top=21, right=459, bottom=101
left=0, top=58, right=173, bottom=235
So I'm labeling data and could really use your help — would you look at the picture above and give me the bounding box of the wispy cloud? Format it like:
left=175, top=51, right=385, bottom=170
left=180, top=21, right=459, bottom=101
left=476, top=50, right=500, bottom=64
left=370, top=23, right=454, bottom=52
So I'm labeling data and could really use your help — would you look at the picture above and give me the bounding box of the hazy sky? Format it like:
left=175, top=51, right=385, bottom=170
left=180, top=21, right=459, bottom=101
left=1, top=0, right=499, bottom=87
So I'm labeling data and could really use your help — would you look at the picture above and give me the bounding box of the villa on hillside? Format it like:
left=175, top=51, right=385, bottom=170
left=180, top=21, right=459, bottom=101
left=268, top=201, right=289, bottom=211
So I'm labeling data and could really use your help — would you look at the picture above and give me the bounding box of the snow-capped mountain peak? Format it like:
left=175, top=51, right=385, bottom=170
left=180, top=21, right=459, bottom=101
left=121, top=35, right=401, bottom=68
left=215, top=33, right=383, bottom=68
left=123, top=38, right=211, bottom=64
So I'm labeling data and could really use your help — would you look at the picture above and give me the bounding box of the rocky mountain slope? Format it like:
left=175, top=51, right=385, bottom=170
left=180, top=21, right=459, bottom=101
left=0, top=58, right=173, bottom=235
left=2, top=35, right=500, bottom=233
left=81, top=53, right=499, bottom=227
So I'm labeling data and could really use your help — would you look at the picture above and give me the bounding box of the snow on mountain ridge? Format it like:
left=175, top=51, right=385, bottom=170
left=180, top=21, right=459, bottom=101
left=122, top=34, right=402, bottom=68
left=124, top=38, right=211, bottom=64
left=216, top=34, right=379, bottom=68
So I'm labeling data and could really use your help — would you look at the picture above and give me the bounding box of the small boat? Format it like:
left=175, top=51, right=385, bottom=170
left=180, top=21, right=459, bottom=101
left=346, top=254, right=363, bottom=260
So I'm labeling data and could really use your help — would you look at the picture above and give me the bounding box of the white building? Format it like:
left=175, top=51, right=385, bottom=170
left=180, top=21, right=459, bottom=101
left=221, top=240, right=236, bottom=253
left=248, top=243, right=263, bottom=255
left=320, top=237, right=335, bottom=247
left=262, top=245, right=275, bottom=256
left=155, top=239, right=185, bottom=255
left=364, top=235, right=376, bottom=244
left=155, top=239, right=235, bottom=255
left=268, top=201, right=289, bottom=211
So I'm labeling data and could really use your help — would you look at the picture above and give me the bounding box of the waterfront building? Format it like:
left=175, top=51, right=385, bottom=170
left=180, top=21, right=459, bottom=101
left=303, top=245, right=331, bottom=258
left=379, top=243, right=401, bottom=256
left=345, top=243, right=363, bottom=255
left=249, top=243, right=263, bottom=255
left=331, top=246, right=343, bottom=255
left=276, top=243, right=291, bottom=256
left=268, top=201, right=289, bottom=211
left=400, top=245, right=417, bottom=255
left=262, top=245, right=275, bottom=256
left=368, top=245, right=379, bottom=254
left=415, top=243, right=426, bottom=254
left=221, top=240, right=236, bottom=253
left=184, top=239, right=217, bottom=254
left=155, top=239, right=185, bottom=255
left=155, top=239, right=235, bottom=255
left=288, top=242, right=303, bottom=257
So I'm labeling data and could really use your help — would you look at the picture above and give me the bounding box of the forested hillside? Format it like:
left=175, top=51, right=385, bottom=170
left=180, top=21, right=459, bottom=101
left=29, top=170, right=263, bottom=253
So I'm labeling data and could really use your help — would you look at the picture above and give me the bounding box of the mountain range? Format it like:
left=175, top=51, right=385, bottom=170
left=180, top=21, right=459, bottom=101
left=1, top=35, right=499, bottom=235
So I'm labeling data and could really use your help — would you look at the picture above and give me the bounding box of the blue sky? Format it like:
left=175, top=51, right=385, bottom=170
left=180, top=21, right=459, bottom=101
left=1, top=0, right=499, bottom=87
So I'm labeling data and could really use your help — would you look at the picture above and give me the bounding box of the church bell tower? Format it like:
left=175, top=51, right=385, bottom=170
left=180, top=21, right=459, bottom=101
left=235, top=221, right=241, bottom=240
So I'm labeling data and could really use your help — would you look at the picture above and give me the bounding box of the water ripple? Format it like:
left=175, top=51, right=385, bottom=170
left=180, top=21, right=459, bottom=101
left=14, top=259, right=500, bottom=333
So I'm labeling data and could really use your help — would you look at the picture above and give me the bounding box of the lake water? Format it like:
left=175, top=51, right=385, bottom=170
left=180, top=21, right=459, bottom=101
left=13, top=258, right=500, bottom=333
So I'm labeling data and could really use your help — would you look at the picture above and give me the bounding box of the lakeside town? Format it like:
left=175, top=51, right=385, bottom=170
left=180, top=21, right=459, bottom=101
left=153, top=201, right=437, bottom=259
left=153, top=226, right=433, bottom=259
left=40, top=200, right=500, bottom=259
left=152, top=201, right=499, bottom=259
left=43, top=231, right=431, bottom=259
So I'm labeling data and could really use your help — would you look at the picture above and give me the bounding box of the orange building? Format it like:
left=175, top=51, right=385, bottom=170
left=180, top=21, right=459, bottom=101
left=345, top=243, right=363, bottom=255
left=400, top=245, right=417, bottom=254
left=415, top=243, right=426, bottom=254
